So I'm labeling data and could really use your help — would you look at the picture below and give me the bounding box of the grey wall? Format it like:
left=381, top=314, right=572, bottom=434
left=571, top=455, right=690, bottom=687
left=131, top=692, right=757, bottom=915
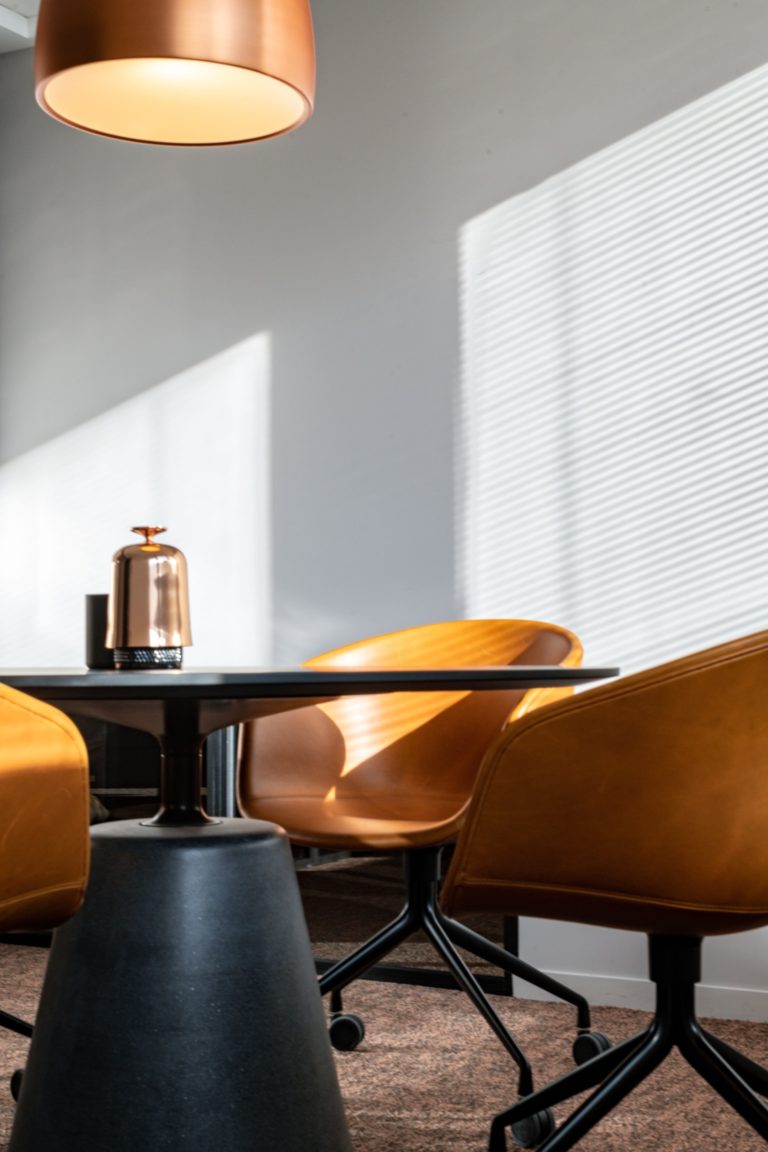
left=3, top=0, right=768, bottom=663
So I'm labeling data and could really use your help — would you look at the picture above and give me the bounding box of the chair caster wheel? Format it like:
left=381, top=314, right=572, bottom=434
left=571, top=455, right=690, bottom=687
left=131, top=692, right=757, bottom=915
left=510, top=1106, right=556, bottom=1148
left=572, top=1029, right=612, bottom=1065
left=329, top=1012, right=365, bottom=1051
left=10, top=1069, right=23, bottom=1102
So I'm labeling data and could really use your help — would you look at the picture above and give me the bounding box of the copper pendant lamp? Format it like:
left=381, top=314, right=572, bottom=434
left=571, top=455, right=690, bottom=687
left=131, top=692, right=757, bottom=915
left=34, top=0, right=315, bottom=146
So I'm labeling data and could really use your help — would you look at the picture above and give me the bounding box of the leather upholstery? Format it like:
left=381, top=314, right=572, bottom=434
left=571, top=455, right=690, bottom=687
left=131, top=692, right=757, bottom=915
left=238, top=619, right=581, bottom=850
left=441, top=630, right=768, bottom=936
left=0, top=682, right=90, bottom=931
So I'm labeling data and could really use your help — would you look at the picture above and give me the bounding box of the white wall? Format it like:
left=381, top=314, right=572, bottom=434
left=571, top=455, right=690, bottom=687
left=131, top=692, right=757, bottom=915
left=0, top=335, right=272, bottom=666
left=3, top=0, right=768, bottom=1017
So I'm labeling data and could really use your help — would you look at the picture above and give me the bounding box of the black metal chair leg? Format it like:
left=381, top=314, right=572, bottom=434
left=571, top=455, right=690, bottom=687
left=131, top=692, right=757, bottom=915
left=318, top=905, right=416, bottom=997
left=441, top=913, right=592, bottom=1029
left=421, top=902, right=534, bottom=1094
left=700, top=1028, right=768, bottom=1097
left=487, top=1031, right=647, bottom=1151
left=490, top=1022, right=671, bottom=1152
left=679, top=1022, right=768, bottom=1140
left=0, top=1009, right=33, bottom=1039
left=498, top=1029, right=647, bottom=1124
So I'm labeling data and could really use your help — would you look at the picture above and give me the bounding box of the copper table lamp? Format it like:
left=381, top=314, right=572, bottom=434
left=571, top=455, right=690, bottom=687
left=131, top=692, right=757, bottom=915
left=106, top=527, right=192, bottom=669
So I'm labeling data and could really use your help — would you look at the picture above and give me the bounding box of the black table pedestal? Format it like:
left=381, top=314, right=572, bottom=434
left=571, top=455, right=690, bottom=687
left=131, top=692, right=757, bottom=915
left=9, top=819, right=352, bottom=1152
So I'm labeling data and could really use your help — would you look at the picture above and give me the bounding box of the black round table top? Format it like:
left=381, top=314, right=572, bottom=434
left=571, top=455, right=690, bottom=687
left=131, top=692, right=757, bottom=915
left=0, top=664, right=619, bottom=740
left=0, top=664, right=618, bottom=699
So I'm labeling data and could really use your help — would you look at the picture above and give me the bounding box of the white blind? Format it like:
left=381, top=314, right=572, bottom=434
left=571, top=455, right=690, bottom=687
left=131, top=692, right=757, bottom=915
left=459, top=63, right=768, bottom=674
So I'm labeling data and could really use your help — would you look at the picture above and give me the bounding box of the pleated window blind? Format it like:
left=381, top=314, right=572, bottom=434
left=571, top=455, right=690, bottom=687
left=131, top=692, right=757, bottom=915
left=459, top=64, right=768, bottom=674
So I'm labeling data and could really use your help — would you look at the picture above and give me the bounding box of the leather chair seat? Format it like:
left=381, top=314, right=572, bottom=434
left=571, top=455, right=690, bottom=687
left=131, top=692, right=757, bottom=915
left=252, top=793, right=466, bottom=851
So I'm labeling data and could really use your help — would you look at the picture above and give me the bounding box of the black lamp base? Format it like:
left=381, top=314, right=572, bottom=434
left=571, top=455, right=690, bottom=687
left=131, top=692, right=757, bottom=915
left=112, top=647, right=183, bottom=669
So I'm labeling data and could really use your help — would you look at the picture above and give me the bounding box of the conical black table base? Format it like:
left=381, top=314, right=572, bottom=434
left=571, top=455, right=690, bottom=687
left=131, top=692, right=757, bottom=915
left=10, top=819, right=352, bottom=1152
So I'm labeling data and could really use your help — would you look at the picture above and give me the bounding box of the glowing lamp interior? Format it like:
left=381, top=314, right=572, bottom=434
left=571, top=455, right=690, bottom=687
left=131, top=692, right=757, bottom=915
left=37, top=58, right=309, bottom=145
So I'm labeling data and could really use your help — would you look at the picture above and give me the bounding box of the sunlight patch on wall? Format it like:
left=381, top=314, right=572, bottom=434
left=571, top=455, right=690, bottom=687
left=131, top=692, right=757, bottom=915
left=0, top=333, right=271, bottom=667
left=459, top=63, right=768, bottom=673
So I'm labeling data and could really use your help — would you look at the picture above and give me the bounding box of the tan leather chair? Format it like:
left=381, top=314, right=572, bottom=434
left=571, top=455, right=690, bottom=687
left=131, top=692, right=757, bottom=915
left=0, top=682, right=90, bottom=1098
left=442, top=630, right=768, bottom=1151
left=239, top=619, right=606, bottom=1077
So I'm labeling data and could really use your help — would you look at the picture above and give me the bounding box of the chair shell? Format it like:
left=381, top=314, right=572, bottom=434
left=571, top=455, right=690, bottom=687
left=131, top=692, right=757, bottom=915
left=442, top=628, right=768, bottom=936
left=238, top=618, right=582, bottom=851
left=0, top=682, right=90, bottom=932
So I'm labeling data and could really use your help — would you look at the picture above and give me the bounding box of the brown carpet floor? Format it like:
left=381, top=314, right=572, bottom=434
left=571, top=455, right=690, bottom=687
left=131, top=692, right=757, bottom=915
left=2, top=856, right=768, bottom=1150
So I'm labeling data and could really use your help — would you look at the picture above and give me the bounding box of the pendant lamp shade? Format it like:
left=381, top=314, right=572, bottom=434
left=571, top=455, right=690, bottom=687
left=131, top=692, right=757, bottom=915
left=34, top=0, right=315, bottom=146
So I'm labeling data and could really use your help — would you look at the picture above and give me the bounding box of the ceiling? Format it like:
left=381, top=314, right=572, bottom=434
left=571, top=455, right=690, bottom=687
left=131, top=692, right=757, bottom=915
left=0, top=0, right=36, bottom=53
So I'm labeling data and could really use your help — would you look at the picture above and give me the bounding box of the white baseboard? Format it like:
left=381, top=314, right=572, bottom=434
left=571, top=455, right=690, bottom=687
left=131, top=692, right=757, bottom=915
left=513, top=970, right=768, bottom=1023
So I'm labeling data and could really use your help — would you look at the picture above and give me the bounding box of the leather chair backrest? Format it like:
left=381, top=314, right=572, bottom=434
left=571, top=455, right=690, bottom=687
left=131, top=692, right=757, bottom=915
left=442, top=629, right=768, bottom=937
left=239, top=619, right=581, bottom=823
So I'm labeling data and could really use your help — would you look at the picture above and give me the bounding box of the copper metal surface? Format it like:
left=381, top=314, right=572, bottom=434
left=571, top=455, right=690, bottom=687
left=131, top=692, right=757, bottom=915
left=106, top=527, right=192, bottom=650
left=34, top=0, right=315, bottom=145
